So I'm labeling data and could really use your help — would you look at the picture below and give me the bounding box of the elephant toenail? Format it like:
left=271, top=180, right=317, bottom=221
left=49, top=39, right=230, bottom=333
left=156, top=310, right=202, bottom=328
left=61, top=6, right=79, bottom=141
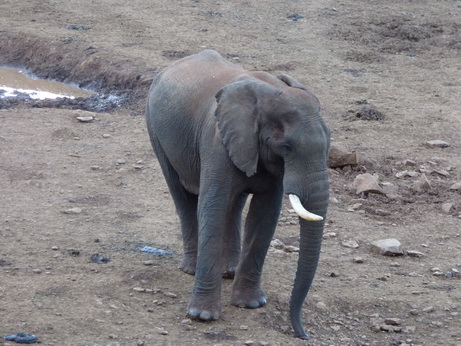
left=200, top=311, right=212, bottom=320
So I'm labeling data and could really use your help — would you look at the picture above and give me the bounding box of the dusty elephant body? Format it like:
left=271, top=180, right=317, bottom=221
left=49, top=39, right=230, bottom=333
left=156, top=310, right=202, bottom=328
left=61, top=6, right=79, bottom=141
left=146, top=50, right=330, bottom=339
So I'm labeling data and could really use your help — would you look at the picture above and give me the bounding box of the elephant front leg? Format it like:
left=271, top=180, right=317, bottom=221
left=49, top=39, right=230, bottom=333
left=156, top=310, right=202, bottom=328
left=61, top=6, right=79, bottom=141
left=187, top=185, right=236, bottom=321
left=231, top=188, right=283, bottom=308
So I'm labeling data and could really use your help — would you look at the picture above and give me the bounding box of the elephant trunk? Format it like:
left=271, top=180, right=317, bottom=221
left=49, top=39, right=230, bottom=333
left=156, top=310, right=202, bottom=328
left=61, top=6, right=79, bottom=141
left=286, top=171, right=329, bottom=339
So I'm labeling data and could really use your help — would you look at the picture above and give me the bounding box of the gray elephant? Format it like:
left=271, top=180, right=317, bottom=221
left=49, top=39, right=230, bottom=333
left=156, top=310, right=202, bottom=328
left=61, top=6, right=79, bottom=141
left=145, top=50, right=330, bottom=339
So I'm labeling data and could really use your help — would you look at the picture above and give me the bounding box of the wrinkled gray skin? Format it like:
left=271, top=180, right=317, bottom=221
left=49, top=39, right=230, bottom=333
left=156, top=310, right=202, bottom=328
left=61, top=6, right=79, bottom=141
left=146, top=50, right=330, bottom=339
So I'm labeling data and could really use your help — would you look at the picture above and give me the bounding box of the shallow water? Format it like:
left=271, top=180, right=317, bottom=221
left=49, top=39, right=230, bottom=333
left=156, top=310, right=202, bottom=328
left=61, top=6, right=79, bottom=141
left=0, top=67, right=94, bottom=100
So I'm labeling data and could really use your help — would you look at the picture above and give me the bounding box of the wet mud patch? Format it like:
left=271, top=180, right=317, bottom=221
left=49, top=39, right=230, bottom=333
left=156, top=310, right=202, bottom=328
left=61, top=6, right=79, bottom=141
left=0, top=33, right=155, bottom=111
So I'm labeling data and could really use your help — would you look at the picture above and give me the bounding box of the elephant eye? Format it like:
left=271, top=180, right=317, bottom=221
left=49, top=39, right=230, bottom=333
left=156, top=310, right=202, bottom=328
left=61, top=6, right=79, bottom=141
left=279, top=143, right=292, bottom=156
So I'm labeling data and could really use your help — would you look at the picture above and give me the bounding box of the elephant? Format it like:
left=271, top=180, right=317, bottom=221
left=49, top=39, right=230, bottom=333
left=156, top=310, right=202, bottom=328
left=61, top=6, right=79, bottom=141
left=145, top=50, right=330, bottom=339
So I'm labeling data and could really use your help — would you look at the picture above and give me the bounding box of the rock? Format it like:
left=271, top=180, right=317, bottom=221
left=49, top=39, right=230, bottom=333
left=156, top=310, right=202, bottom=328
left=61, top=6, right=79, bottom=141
left=328, top=146, right=361, bottom=168
left=62, top=207, right=82, bottom=214
left=164, top=292, right=177, bottom=298
left=449, top=182, right=461, bottom=191
left=381, top=182, right=400, bottom=199
left=423, top=306, right=435, bottom=313
left=442, top=203, right=454, bottom=214
left=384, top=318, right=401, bottom=326
left=353, top=257, right=364, bottom=263
left=352, top=173, right=384, bottom=195
left=407, top=250, right=425, bottom=257
left=323, top=232, right=337, bottom=239
left=432, top=169, right=450, bottom=177
left=411, top=173, right=432, bottom=192
left=424, top=140, right=449, bottom=148
left=342, top=240, right=359, bottom=249
left=395, top=170, right=419, bottom=178
left=76, top=116, right=94, bottom=122
left=370, top=239, right=404, bottom=256
left=102, top=133, right=111, bottom=138
left=402, top=159, right=417, bottom=166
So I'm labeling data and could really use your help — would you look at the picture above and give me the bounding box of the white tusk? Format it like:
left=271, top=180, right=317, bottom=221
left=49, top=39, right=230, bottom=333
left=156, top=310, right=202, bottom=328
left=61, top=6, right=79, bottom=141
left=288, top=194, right=323, bottom=222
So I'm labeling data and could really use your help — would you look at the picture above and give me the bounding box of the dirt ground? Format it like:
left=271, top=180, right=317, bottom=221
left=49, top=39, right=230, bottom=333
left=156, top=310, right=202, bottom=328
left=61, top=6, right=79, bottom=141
left=1, top=1, right=460, bottom=345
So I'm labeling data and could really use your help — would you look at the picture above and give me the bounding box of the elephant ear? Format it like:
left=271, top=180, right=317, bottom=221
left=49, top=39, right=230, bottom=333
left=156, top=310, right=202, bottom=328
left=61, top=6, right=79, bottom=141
left=215, top=80, right=267, bottom=177
left=277, top=74, right=307, bottom=91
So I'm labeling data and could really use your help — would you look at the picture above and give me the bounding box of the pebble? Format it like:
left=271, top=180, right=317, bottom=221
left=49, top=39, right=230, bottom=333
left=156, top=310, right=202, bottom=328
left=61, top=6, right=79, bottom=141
left=102, top=134, right=111, bottom=138
left=423, top=306, right=435, bottom=313
left=62, top=207, right=82, bottom=215
left=411, top=173, right=432, bottom=192
left=76, top=116, right=94, bottom=122
left=370, top=239, right=404, bottom=256
left=352, top=173, right=384, bottom=195
left=32, top=269, right=42, bottom=274
left=51, top=246, right=59, bottom=251
left=407, top=250, right=425, bottom=257
left=342, top=240, right=359, bottom=249
left=164, top=292, right=177, bottom=298
left=442, top=203, right=454, bottom=214
left=353, top=257, right=364, bottom=263
left=425, top=140, right=449, bottom=148
left=449, top=182, right=461, bottom=190
left=323, top=232, right=337, bottom=239
left=384, top=318, right=401, bottom=326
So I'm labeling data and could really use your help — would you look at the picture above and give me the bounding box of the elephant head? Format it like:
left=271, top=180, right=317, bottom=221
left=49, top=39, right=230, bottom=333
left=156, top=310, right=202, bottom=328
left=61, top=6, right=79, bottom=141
left=215, top=75, right=330, bottom=339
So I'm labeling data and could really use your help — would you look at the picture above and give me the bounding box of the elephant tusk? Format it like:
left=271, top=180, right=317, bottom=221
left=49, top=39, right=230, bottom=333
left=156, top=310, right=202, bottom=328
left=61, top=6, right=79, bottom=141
left=288, top=194, right=323, bottom=222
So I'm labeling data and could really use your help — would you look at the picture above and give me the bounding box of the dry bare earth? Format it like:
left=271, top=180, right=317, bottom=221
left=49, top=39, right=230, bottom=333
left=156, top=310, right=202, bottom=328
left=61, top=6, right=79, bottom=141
left=1, top=1, right=460, bottom=345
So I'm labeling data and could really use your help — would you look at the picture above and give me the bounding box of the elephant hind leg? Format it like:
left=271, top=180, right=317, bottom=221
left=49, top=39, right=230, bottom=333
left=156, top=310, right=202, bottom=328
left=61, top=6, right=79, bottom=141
left=150, top=136, right=199, bottom=275
left=221, top=193, right=248, bottom=279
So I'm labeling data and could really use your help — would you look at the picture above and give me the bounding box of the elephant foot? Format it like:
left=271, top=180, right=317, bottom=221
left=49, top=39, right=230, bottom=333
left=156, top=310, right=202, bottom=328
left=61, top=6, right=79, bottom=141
left=187, top=297, right=221, bottom=321
left=221, top=249, right=240, bottom=279
left=180, top=252, right=197, bottom=275
left=231, top=286, right=267, bottom=309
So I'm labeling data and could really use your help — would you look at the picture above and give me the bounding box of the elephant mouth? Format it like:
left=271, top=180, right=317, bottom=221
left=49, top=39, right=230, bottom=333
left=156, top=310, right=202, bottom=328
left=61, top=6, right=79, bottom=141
left=288, top=194, right=323, bottom=222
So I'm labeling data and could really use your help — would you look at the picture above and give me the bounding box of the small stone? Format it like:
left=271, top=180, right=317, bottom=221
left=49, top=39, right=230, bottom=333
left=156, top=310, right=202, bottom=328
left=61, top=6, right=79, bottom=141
left=181, top=319, right=192, bottom=325
left=353, top=257, right=364, bottom=263
left=432, top=169, right=450, bottom=177
left=164, top=292, right=177, bottom=298
left=240, top=325, right=249, bottom=330
left=425, top=140, right=449, bottom=148
left=284, top=245, right=299, bottom=253
left=430, top=267, right=441, bottom=272
left=323, top=232, right=337, bottom=239
left=449, top=182, right=461, bottom=191
left=442, top=203, right=454, bottom=214
left=244, top=341, right=254, bottom=345
left=270, top=239, right=285, bottom=249
left=423, top=306, right=435, bottom=313
left=407, top=250, right=426, bottom=257
left=411, top=173, right=432, bottom=192
left=32, top=268, right=42, bottom=274
left=108, top=334, right=118, bottom=339
left=102, top=134, right=111, bottom=138
left=159, top=330, right=169, bottom=335
left=316, top=301, right=328, bottom=310
left=384, top=318, right=401, bottom=326
left=62, top=207, right=82, bottom=215
left=403, top=159, right=417, bottom=166
left=133, top=287, right=146, bottom=292
left=352, top=173, right=384, bottom=195
left=328, top=146, right=361, bottom=168
left=143, top=261, right=155, bottom=266
left=115, top=159, right=126, bottom=165
left=370, top=239, right=404, bottom=256
left=342, top=240, right=359, bottom=249
left=51, top=246, right=59, bottom=251
left=90, top=165, right=101, bottom=170
left=77, top=116, right=94, bottom=122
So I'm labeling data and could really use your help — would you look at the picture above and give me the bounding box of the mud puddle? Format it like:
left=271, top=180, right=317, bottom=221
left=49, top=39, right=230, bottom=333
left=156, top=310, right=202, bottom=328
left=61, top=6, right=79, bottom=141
left=0, top=67, right=129, bottom=112
left=0, top=67, right=94, bottom=100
